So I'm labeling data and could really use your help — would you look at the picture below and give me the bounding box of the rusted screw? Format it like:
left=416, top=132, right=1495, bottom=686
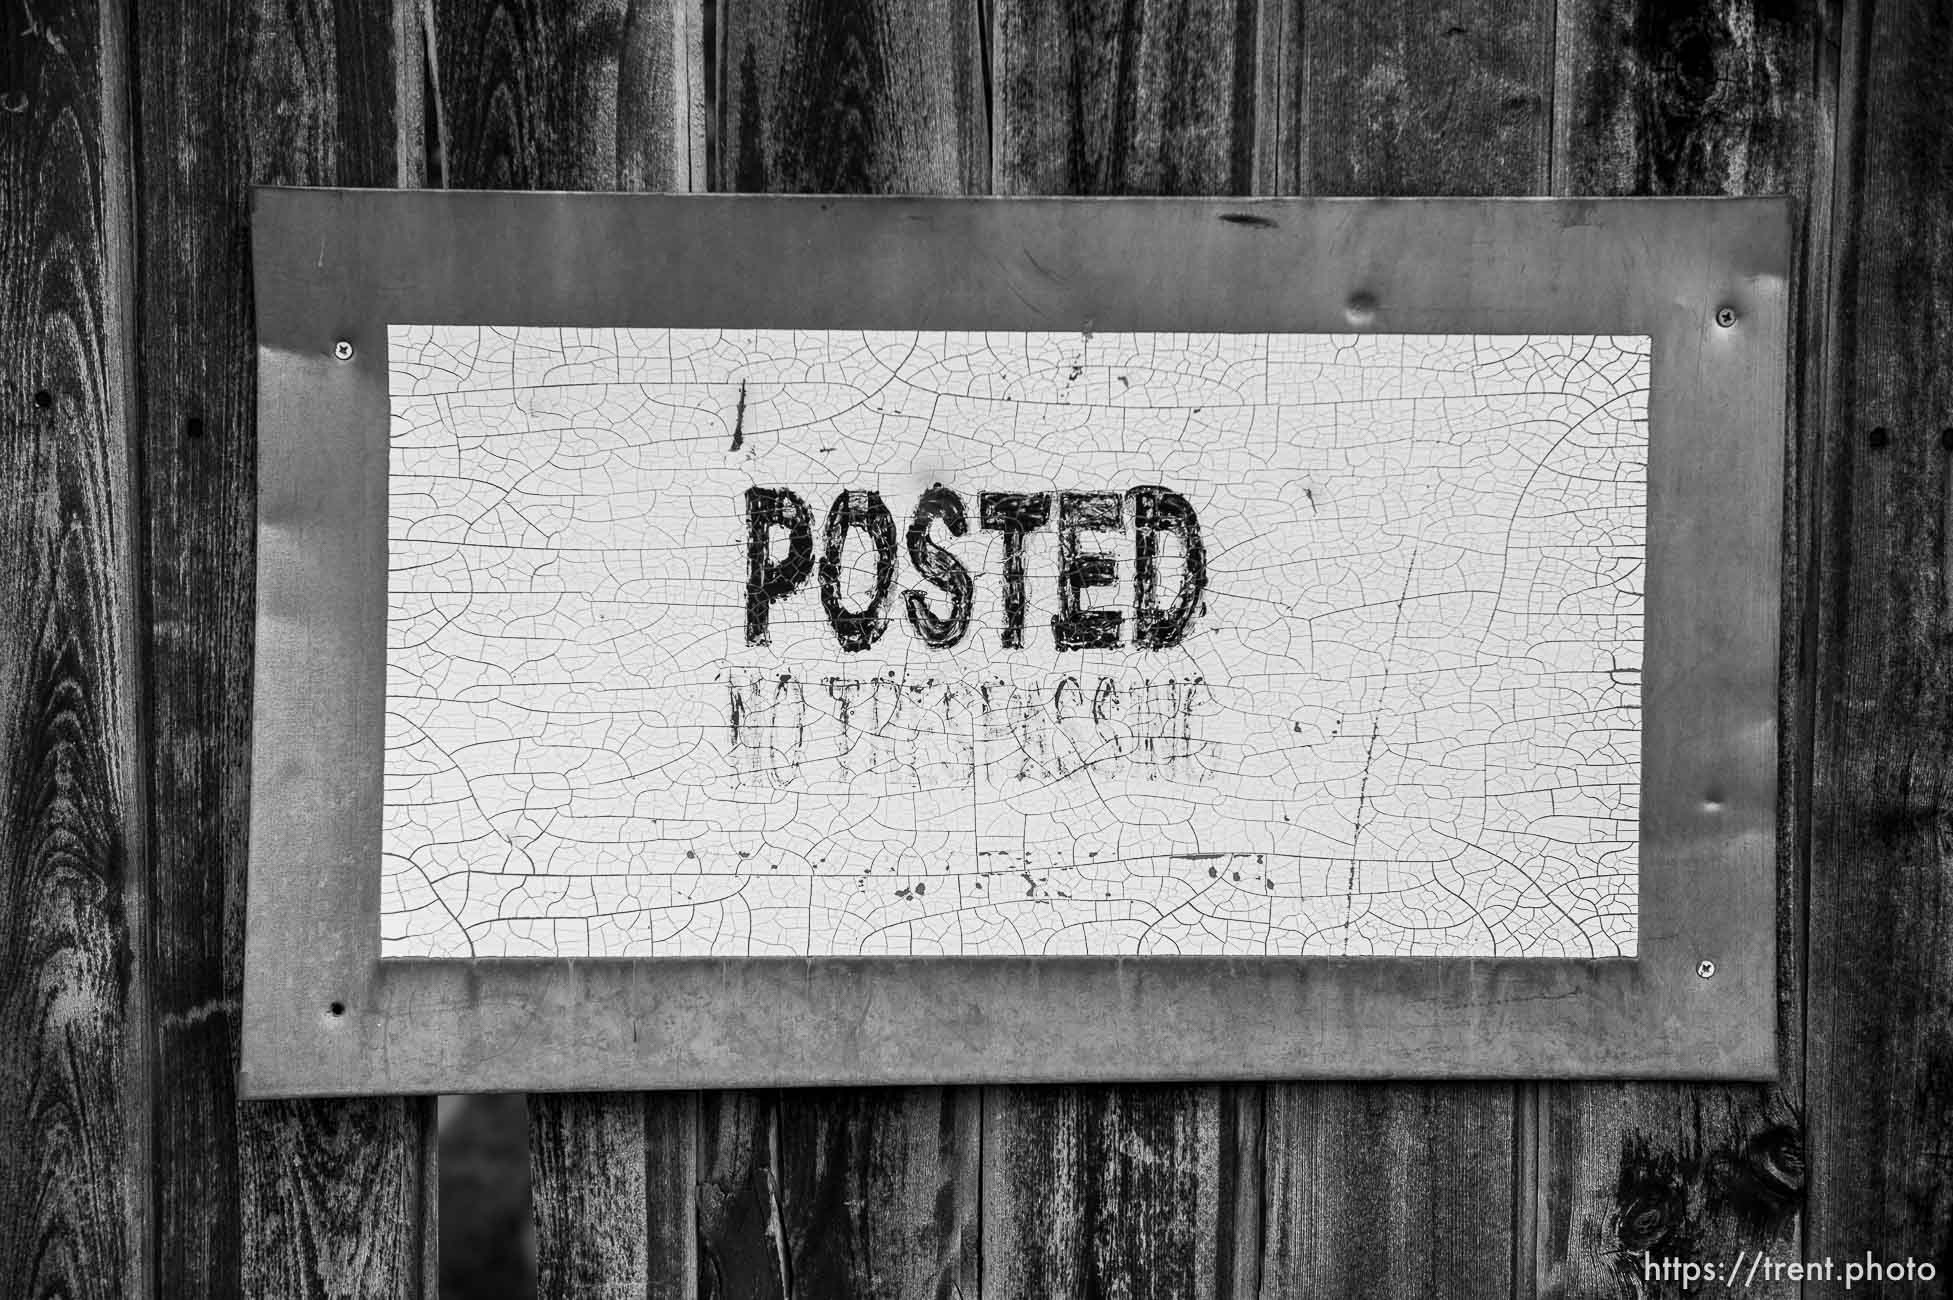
left=333, top=340, right=355, bottom=361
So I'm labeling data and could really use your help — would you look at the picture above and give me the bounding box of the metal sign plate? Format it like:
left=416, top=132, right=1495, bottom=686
left=244, top=189, right=1784, bottom=1095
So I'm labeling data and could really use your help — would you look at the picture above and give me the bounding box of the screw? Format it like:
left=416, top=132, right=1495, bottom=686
left=333, top=340, right=355, bottom=361
left=1715, top=307, right=1738, bottom=329
left=1696, top=959, right=1717, bottom=979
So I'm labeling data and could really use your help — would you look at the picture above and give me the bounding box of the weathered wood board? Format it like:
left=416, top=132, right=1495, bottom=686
left=130, top=0, right=437, bottom=1293
left=706, top=11, right=987, bottom=1298
left=1255, top=6, right=1546, bottom=1295
left=427, top=3, right=707, bottom=1294
left=0, top=2, right=146, bottom=1299
left=984, top=8, right=1266, bottom=1294
left=1533, top=1, right=1830, bottom=1294
left=1806, top=0, right=1953, bottom=1288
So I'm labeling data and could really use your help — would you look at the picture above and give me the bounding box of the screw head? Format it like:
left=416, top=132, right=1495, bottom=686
left=333, top=340, right=355, bottom=361
left=1696, top=959, right=1717, bottom=979
left=1714, top=307, right=1738, bottom=329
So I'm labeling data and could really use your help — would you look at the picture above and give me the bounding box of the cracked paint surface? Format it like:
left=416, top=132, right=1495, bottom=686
left=381, top=326, right=1646, bottom=958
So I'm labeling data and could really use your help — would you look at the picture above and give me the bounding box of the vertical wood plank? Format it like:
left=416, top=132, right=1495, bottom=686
left=503, top=1090, right=694, bottom=1299
left=983, top=5, right=1265, bottom=1295
left=0, top=0, right=147, bottom=1296
left=1537, top=2, right=1830, bottom=1293
left=1261, top=1086, right=1512, bottom=1299
left=1805, top=0, right=1953, bottom=1289
left=990, top=0, right=1260, bottom=195
left=701, top=4, right=987, bottom=1296
left=1532, top=1086, right=1804, bottom=1298
left=131, top=0, right=436, bottom=1294
left=1251, top=0, right=1301, bottom=196
left=1551, top=0, right=1824, bottom=200
left=426, top=2, right=706, bottom=1293
left=717, top=0, right=987, bottom=194
left=1283, top=0, right=1555, bottom=196
left=645, top=1091, right=701, bottom=1299
left=529, top=1094, right=648, bottom=1298
left=238, top=1099, right=437, bottom=1299
left=777, top=1088, right=981, bottom=1300
left=698, top=1091, right=787, bottom=1300
left=437, top=0, right=705, bottom=191
left=1253, top=2, right=1553, bottom=1294
left=1262, top=1086, right=1512, bottom=1298
left=983, top=1085, right=1261, bottom=1300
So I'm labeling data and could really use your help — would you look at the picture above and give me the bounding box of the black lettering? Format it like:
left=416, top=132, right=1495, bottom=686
left=819, top=489, right=898, bottom=651
left=1053, top=490, right=1124, bottom=650
left=744, top=487, right=814, bottom=645
left=978, top=491, right=1051, bottom=649
left=1092, top=677, right=1121, bottom=725
left=903, top=485, right=974, bottom=648
left=1130, top=485, right=1207, bottom=648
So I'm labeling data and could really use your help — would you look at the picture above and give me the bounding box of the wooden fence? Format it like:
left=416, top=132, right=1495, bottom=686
left=3, top=0, right=1948, bottom=1295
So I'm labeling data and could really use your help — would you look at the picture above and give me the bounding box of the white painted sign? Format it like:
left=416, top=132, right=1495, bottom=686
left=383, top=326, right=1646, bottom=960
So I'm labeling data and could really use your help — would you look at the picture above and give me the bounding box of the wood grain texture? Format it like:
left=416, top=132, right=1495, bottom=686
left=699, top=1090, right=987, bottom=1300
left=989, top=0, right=1259, bottom=195
left=716, top=0, right=986, bottom=193
left=0, top=0, right=146, bottom=1297
left=238, top=1099, right=436, bottom=1299
left=983, top=1085, right=1257, bottom=1300
left=1551, top=0, right=1817, bottom=198
left=777, top=1088, right=980, bottom=1300
left=1536, top=4, right=1831, bottom=1293
left=1529, top=1086, right=1804, bottom=1299
left=982, top=18, right=1264, bottom=1294
left=1254, top=4, right=1549, bottom=1294
left=528, top=1093, right=647, bottom=1299
left=698, top=1091, right=788, bottom=1300
left=523, top=1089, right=694, bottom=1298
left=1262, top=1085, right=1513, bottom=1298
left=696, top=8, right=988, bottom=1296
left=131, top=0, right=434, bottom=1293
left=1805, top=0, right=1953, bottom=1287
left=1273, top=0, right=1554, bottom=196
left=645, top=1091, right=700, bottom=1299
left=428, top=5, right=706, bottom=1293
left=434, top=0, right=705, bottom=190
left=1251, top=0, right=1300, bottom=195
